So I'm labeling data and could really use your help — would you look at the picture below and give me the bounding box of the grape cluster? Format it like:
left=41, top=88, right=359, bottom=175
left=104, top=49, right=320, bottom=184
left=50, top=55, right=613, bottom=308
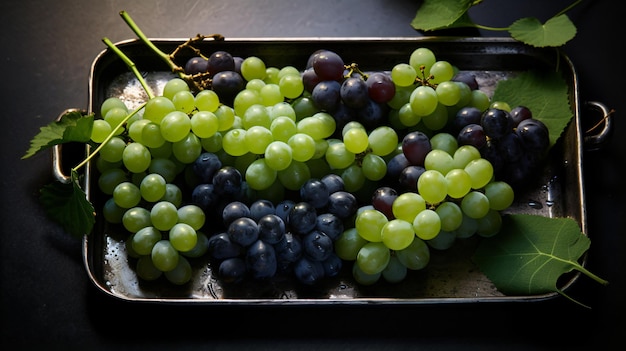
left=89, top=44, right=545, bottom=288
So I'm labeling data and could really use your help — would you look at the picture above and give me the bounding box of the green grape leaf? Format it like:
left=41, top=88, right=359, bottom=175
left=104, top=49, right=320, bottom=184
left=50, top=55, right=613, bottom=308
left=22, top=110, right=94, bottom=159
left=473, top=214, right=594, bottom=296
left=492, top=70, right=572, bottom=148
left=411, top=0, right=475, bottom=31
left=39, top=171, right=95, bottom=238
left=509, top=14, right=577, bottom=48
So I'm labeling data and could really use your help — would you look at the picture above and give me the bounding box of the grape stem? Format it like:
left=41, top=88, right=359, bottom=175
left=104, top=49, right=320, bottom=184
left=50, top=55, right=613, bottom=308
left=102, top=37, right=155, bottom=100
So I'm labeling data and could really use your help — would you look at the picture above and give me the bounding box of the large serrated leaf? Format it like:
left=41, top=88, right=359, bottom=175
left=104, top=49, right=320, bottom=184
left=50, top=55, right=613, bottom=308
left=22, top=110, right=94, bottom=159
left=509, top=14, right=577, bottom=48
left=492, top=70, right=572, bottom=148
left=411, top=0, right=474, bottom=31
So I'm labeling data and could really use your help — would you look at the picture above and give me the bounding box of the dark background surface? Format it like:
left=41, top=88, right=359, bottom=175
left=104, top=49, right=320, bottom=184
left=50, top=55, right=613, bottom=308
left=1, top=0, right=624, bottom=350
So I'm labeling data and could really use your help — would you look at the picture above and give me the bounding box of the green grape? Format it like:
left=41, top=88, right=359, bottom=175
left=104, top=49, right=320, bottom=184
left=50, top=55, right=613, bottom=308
left=264, top=141, right=292, bottom=171
left=91, top=119, right=113, bottom=143
left=131, top=171, right=146, bottom=187
left=409, top=47, right=436, bottom=75
left=396, top=237, right=430, bottom=270
left=200, top=132, right=223, bottom=153
left=160, top=183, right=183, bottom=207
left=312, top=139, right=329, bottom=159
left=297, top=115, right=333, bottom=140
left=245, top=158, right=277, bottom=190
left=99, top=136, right=126, bottom=163
left=104, top=107, right=128, bottom=135
left=452, top=145, right=481, bottom=169
left=476, top=209, right=502, bottom=237
left=164, top=255, right=192, bottom=285
left=177, top=204, right=206, bottom=230
left=169, top=223, right=198, bottom=252
left=368, top=126, right=398, bottom=157
left=264, top=67, right=280, bottom=84
left=162, top=77, right=190, bottom=100
left=150, top=201, right=178, bottom=231
left=135, top=255, right=163, bottom=281
left=151, top=240, right=179, bottom=272
left=421, top=102, right=448, bottom=130
left=361, top=153, right=387, bottom=181
left=148, top=158, right=177, bottom=183
left=122, top=206, right=152, bottom=233
left=460, top=191, right=490, bottom=219
left=391, top=63, right=417, bottom=87
left=122, top=142, right=151, bottom=174
left=455, top=213, right=478, bottom=239
left=343, top=127, right=369, bottom=154
left=143, top=96, right=176, bottom=124
left=381, top=219, right=415, bottom=251
left=410, top=85, right=438, bottom=116
left=190, top=111, right=219, bottom=138
left=245, top=125, right=274, bottom=154
left=424, top=149, right=455, bottom=175
left=100, top=96, right=127, bottom=118
left=352, top=261, right=381, bottom=285
left=195, top=89, right=220, bottom=112
left=259, top=83, right=284, bottom=106
left=435, top=81, right=461, bottom=106
left=246, top=78, right=266, bottom=91
left=435, top=201, right=463, bottom=232
left=325, top=142, right=355, bottom=169
left=427, top=230, right=456, bottom=250
left=139, top=173, right=167, bottom=202
left=270, top=116, right=297, bottom=142
left=392, top=192, right=426, bottom=222
left=182, top=231, right=209, bottom=258
left=243, top=103, right=271, bottom=129
left=172, top=90, right=195, bottom=114
left=127, top=118, right=150, bottom=143
left=484, top=181, right=515, bottom=210
left=397, top=102, right=421, bottom=127
left=306, top=157, right=331, bottom=179
left=172, top=132, right=202, bottom=164
left=445, top=168, right=472, bottom=199
left=429, top=61, right=455, bottom=84
left=287, top=133, right=316, bottom=162
left=214, top=105, right=236, bottom=131
left=131, top=226, right=162, bottom=256
left=382, top=255, right=408, bottom=283
left=412, top=209, right=441, bottom=240
left=102, top=197, right=125, bottom=224
left=453, top=81, right=473, bottom=108
left=291, top=96, right=320, bottom=120
left=490, top=101, right=511, bottom=112
left=222, top=129, right=248, bottom=156
left=356, top=242, right=390, bottom=275
left=279, top=74, right=304, bottom=99
left=141, top=122, right=166, bottom=149
left=98, top=168, right=128, bottom=195
left=160, top=111, right=191, bottom=142
left=334, top=227, right=368, bottom=261
left=417, top=170, right=448, bottom=204
left=387, top=85, right=413, bottom=110
left=464, top=158, right=494, bottom=189
left=277, top=65, right=300, bottom=80
left=341, top=121, right=365, bottom=137
left=341, top=163, right=365, bottom=192
left=430, top=133, right=458, bottom=155
left=355, top=209, right=388, bottom=242
left=233, top=89, right=262, bottom=117
left=470, top=90, right=491, bottom=111
left=240, top=56, right=267, bottom=81
left=277, top=160, right=311, bottom=191
left=269, top=101, right=297, bottom=121
left=113, top=181, right=141, bottom=209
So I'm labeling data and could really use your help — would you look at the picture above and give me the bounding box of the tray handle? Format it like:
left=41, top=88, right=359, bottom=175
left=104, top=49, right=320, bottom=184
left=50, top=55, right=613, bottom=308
left=51, top=108, right=88, bottom=184
left=583, top=101, right=613, bottom=151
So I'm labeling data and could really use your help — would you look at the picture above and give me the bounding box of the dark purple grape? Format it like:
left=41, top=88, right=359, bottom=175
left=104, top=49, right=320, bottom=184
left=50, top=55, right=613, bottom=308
left=510, top=105, right=532, bottom=127
left=227, top=217, right=259, bottom=247
left=211, top=70, right=245, bottom=105
left=302, top=230, right=333, bottom=261
left=300, top=178, right=330, bottom=209
left=386, top=153, right=411, bottom=184
left=217, top=257, right=246, bottom=283
left=233, top=56, right=244, bottom=74
left=212, top=166, right=242, bottom=197
left=185, top=56, right=209, bottom=74
left=371, top=186, right=398, bottom=220
left=321, top=253, right=342, bottom=278
left=193, top=152, right=222, bottom=182
left=357, top=99, right=388, bottom=130
left=207, top=50, right=235, bottom=76
left=245, top=239, right=277, bottom=280
left=481, top=108, right=514, bottom=140
left=398, top=165, right=425, bottom=192
left=340, top=77, right=369, bottom=109
left=257, top=214, right=286, bottom=245
left=274, top=199, right=296, bottom=226
left=480, top=139, right=505, bottom=178
left=302, top=68, right=321, bottom=93
left=293, top=256, right=325, bottom=285
left=315, top=213, right=343, bottom=240
left=207, top=232, right=243, bottom=260
left=222, top=201, right=251, bottom=227
left=330, top=102, right=356, bottom=138
left=288, top=202, right=318, bottom=235
left=312, top=80, right=342, bottom=112
left=326, top=191, right=358, bottom=219
left=366, top=72, right=395, bottom=103
left=497, top=132, right=524, bottom=162
left=457, top=123, right=487, bottom=149
left=320, top=173, right=345, bottom=194
left=191, top=183, right=219, bottom=211
left=452, top=106, right=482, bottom=135
left=452, top=71, right=479, bottom=90
left=274, top=232, right=303, bottom=265
left=515, top=118, right=549, bottom=152
left=311, top=50, right=345, bottom=81
left=249, top=199, right=275, bottom=222
left=402, top=131, right=432, bottom=166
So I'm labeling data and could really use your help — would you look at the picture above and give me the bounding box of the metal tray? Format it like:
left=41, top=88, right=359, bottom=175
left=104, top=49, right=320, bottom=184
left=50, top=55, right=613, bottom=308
left=54, top=37, right=612, bottom=305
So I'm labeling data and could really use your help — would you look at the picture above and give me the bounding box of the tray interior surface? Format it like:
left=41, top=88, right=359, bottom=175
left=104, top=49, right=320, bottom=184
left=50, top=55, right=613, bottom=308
left=83, top=38, right=584, bottom=304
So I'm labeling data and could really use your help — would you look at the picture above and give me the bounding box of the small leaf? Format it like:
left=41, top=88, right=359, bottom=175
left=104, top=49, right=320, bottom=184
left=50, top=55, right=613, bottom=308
left=509, top=14, right=577, bottom=47
left=23, top=110, right=94, bottom=159
left=473, top=214, right=591, bottom=295
left=39, top=171, right=95, bottom=238
left=411, top=0, right=474, bottom=31
left=492, top=70, right=572, bottom=148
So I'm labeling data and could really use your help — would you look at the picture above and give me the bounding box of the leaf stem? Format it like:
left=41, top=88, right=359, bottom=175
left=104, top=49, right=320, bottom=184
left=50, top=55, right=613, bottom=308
left=575, top=263, right=609, bottom=286
left=556, top=0, right=583, bottom=17
left=71, top=102, right=146, bottom=173
left=102, top=37, right=155, bottom=100
left=472, top=24, right=510, bottom=32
